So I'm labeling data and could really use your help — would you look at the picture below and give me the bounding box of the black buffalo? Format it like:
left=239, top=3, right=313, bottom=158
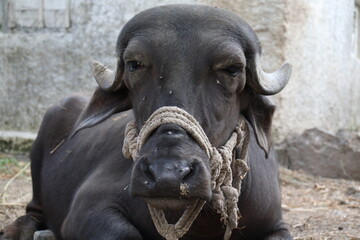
left=2, top=5, right=292, bottom=240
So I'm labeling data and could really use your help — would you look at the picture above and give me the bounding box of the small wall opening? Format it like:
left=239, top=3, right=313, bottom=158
left=0, top=0, right=71, bottom=32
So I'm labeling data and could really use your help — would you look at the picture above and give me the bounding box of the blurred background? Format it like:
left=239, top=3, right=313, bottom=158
left=0, top=0, right=359, bottom=238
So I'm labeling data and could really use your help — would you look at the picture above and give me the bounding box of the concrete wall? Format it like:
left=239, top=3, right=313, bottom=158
left=0, top=0, right=359, bottom=144
left=276, top=0, right=360, bottom=139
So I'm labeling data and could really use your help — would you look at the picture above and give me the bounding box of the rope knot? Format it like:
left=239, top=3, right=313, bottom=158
left=122, top=107, right=249, bottom=240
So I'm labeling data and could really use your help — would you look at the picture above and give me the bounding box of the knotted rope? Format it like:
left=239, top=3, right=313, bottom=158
left=123, top=107, right=250, bottom=240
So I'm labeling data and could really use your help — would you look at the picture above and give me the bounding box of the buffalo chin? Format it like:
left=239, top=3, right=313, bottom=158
left=144, top=197, right=198, bottom=211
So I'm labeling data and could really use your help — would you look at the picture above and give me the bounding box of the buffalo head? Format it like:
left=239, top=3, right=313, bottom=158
left=74, top=4, right=291, bottom=218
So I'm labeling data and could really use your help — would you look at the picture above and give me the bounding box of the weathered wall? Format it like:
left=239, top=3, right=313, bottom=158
left=276, top=0, right=360, bottom=139
left=275, top=0, right=360, bottom=179
left=1, top=0, right=359, bottom=145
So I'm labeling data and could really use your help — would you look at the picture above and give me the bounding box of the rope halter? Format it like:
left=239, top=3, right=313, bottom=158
left=123, top=106, right=250, bottom=240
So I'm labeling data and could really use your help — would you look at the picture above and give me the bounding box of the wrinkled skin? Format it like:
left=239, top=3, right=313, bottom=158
left=1, top=5, right=292, bottom=240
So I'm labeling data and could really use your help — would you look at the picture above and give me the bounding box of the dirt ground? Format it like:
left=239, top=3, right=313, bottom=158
left=0, top=153, right=359, bottom=240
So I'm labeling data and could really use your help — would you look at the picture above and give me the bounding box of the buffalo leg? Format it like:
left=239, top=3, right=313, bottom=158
left=61, top=210, right=143, bottom=240
left=1, top=214, right=42, bottom=240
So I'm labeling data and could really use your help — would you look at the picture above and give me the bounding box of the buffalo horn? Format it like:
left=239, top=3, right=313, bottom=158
left=92, top=61, right=121, bottom=91
left=250, top=57, right=292, bottom=95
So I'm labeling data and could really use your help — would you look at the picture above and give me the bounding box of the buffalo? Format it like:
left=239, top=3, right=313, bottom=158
left=2, top=4, right=292, bottom=240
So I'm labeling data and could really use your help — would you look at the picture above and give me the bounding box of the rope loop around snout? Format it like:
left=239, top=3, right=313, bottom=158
left=122, top=106, right=250, bottom=240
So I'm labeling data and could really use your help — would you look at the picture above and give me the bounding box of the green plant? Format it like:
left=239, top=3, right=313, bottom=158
left=0, top=156, right=30, bottom=179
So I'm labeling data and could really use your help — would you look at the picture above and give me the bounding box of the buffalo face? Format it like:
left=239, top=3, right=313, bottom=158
left=121, top=7, right=248, bottom=210
left=76, top=5, right=291, bottom=211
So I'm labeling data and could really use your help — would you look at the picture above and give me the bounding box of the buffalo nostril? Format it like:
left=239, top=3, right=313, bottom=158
left=179, top=166, right=191, bottom=178
left=180, top=164, right=195, bottom=182
left=145, top=161, right=195, bottom=184
left=143, top=163, right=156, bottom=182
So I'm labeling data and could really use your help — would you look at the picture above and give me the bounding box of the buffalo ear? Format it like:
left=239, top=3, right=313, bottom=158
left=71, top=87, right=131, bottom=137
left=243, top=91, right=275, bottom=158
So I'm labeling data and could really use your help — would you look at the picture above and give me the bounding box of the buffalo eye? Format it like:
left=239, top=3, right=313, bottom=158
left=223, top=65, right=242, bottom=77
left=128, top=61, right=143, bottom=72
